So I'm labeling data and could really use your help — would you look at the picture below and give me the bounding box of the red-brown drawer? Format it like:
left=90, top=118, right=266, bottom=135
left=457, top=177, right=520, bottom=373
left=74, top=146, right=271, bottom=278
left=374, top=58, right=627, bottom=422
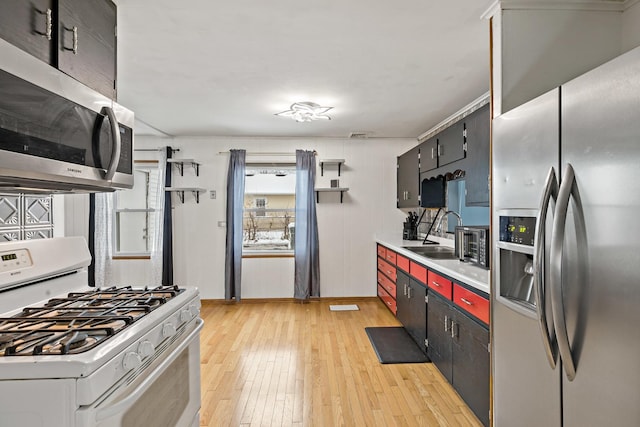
left=396, top=254, right=410, bottom=273
left=377, top=258, right=396, bottom=282
left=385, top=249, right=397, bottom=265
left=377, top=244, right=386, bottom=259
left=377, top=271, right=397, bottom=298
left=428, top=271, right=453, bottom=300
left=410, top=261, right=427, bottom=284
left=378, top=285, right=397, bottom=315
left=453, top=284, right=489, bottom=325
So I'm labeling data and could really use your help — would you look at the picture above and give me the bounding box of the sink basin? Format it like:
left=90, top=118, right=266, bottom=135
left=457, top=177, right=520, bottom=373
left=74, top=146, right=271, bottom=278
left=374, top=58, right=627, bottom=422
left=403, top=245, right=458, bottom=260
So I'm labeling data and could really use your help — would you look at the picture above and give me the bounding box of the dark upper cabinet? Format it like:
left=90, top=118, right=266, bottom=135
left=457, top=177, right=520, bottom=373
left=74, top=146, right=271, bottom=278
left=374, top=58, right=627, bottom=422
left=419, top=136, right=438, bottom=174
left=463, top=104, right=490, bottom=206
left=397, top=146, right=420, bottom=208
left=0, top=0, right=117, bottom=100
left=0, top=0, right=55, bottom=63
left=58, top=0, right=117, bottom=99
left=437, top=120, right=466, bottom=167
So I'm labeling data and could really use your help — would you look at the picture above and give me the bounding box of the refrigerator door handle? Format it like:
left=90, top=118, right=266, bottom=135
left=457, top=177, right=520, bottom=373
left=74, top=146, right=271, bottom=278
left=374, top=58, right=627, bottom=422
left=534, top=166, right=559, bottom=368
left=550, top=163, right=578, bottom=381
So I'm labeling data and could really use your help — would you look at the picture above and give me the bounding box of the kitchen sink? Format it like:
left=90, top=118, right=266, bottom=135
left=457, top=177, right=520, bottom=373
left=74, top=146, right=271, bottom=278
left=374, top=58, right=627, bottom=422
left=402, top=245, right=458, bottom=260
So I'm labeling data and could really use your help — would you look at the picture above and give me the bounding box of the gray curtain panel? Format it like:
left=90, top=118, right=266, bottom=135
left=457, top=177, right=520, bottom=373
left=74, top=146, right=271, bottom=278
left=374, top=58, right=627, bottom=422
left=294, top=150, right=320, bottom=300
left=225, top=149, right=246, bottom=301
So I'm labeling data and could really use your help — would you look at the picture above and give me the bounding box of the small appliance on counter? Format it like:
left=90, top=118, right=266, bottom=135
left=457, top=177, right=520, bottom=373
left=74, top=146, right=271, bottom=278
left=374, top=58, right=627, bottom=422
left=403, top=211, right=419, bottom=240
left=454, top=225, right=490, bottom=269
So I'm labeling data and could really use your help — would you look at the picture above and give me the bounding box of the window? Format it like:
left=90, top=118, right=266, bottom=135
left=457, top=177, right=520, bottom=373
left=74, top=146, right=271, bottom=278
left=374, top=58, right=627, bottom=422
left=243, top=164, right=296, bottom=253
left=114, top=161, right=162, bottom=256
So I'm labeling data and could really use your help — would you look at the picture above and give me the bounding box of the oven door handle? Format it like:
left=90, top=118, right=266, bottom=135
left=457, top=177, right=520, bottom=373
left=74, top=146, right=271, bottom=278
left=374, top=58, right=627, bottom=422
left=95, top=319, right=203, bottom=422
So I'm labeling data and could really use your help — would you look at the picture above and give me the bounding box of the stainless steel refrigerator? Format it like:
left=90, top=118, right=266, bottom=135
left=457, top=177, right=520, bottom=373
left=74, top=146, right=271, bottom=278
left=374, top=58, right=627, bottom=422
left=492, top=45, right=640, bottom=427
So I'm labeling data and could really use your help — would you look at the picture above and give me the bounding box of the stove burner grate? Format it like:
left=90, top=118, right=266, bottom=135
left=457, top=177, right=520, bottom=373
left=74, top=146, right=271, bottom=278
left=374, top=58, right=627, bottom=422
left=0, top=285, right=184, bottom=356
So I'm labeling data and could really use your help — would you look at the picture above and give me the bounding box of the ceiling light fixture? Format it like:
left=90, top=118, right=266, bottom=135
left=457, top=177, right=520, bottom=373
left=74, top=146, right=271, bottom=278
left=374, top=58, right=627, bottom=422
left=275, top=102, right=333, bottom=122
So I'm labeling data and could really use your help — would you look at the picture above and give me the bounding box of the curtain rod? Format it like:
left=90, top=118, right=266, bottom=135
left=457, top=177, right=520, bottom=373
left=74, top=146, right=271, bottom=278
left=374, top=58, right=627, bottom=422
left=134, top=148, right=180, bottom=153
left=217, top=150, right=317, bottom=156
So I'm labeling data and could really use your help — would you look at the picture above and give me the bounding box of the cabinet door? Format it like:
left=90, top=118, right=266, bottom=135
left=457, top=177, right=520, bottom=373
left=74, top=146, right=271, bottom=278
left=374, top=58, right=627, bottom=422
left=0, top=0, right=54, bottom=63
left=407, top=280, right=427, bottom=354
left=452, top=308, right=490, bottom=427
left=426, top=291, right=453, bottom=383
left=395, top=271, right=411, bottom=325
left=58, top=0, right=117, bottom=99
left=397, top=146, right=420, bottom=208
left=419, top=137, right=438, bottom=174
left=464, top=104, right=490, bottom=206
left=437, top=120, right=466, bottom=167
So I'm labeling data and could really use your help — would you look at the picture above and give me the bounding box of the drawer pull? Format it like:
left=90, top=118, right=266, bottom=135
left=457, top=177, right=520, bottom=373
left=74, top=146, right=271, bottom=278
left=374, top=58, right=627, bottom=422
left=432, top=281, right=441, bottom=287
left=387, top=270, right=393, bottom=276
left=460, top=297, right=473, bottom=306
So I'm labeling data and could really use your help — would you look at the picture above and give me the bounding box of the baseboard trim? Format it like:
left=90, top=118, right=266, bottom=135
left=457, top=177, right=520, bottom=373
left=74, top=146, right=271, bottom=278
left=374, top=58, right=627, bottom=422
left=201, top=296, right=379, bottom=305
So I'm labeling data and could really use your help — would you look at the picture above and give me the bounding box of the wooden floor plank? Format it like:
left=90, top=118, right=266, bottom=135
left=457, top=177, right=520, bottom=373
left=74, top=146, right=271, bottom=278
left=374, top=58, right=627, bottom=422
left=199, top=299, right=483, bottom=426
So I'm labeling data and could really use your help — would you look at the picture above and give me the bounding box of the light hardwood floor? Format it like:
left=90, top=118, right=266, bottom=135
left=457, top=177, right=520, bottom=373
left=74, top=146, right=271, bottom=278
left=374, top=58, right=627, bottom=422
left=199, top=298, right=483, bottom=427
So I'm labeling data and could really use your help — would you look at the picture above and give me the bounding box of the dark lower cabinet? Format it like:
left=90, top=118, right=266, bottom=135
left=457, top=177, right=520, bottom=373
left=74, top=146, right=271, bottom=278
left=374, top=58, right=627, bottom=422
left=452, top=306, right=490, bottom=427
left=427, top=291, right=453, bottom=382
left=396, top=271, right=427, bottom=354
left=427, top=290, right=489, bottom=426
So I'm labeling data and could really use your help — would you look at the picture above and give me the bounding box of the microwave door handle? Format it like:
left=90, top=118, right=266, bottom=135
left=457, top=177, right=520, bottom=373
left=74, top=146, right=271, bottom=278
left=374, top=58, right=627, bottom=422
left=534, top=166, right=559, bottom=368
left=550, top=163, right=578, bottom=381
left=101, top=106, right=121, bottom=181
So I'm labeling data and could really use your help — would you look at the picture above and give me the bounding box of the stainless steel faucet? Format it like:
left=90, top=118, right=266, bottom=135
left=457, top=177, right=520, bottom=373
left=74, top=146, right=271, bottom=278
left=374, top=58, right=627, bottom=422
left=435, top=210, right=462, bottom=234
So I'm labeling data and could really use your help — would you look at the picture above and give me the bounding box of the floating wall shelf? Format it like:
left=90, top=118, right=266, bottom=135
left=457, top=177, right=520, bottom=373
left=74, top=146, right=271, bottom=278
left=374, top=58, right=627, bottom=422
left=168, top=158, right=200, bottom=176
left=315, top=187, right=349, bottom=203
left=166, top=187, right=206, bottom=203
left=319, top=159, right=345, bottom=176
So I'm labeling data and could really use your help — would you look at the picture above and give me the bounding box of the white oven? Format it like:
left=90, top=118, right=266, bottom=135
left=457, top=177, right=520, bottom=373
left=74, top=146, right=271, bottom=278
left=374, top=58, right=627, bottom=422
left=0, top=237, right=203, bottom=427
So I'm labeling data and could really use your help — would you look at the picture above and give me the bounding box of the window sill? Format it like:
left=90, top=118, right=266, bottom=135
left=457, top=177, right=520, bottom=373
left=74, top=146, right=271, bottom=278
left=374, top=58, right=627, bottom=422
left=242, top=251, right=294, bottom=259
left=112, top=255, right=151, bottom=260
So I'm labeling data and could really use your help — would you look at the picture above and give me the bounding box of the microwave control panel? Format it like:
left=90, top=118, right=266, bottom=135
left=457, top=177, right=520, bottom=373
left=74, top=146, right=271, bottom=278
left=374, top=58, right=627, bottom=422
left=499, top=216, right=536, bottom=246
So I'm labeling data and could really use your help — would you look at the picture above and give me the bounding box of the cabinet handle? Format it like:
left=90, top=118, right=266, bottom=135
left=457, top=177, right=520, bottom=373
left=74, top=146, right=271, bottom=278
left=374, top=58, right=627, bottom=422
left=444, top=315, right=449, bottom=332
left=438, top=145, right=442, bottom=156
left=431, top=147, right=435, bottom=159
left=450, top=321, right=457, bottom=339
left=45, top=9, right=53, bottom=40
left=432, top=281, right=441, bottom=288
left=406, top=191, right=410, bottom=200
left=408, top=287, right=412, bottom=298
left=64, top=26, right=79, bottom=54
left=460, top=297, right=473, bottom=306
left=403, top=283, right=407, bottom=296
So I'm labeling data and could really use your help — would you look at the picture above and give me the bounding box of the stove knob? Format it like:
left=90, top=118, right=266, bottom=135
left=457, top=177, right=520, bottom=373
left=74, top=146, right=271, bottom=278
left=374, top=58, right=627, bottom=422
left=138, top=340, right=155, bottom=358
left=180, top=309, right=192, bottom=323
left=122, top=352, right=142, bottom=371
left=162, top=323, right=177, bottom=339
left=189, top=304, right=200, bottom=317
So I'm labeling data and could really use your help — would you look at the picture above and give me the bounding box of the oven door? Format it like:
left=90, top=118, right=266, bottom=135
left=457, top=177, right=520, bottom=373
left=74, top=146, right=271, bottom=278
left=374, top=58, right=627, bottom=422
left=76, top=319, right=202, bottom=427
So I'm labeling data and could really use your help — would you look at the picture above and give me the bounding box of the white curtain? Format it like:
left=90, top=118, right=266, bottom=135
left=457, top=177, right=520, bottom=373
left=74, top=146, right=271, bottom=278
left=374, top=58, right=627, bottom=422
left=150, top=148, right=167, bottom=285
left=94, top=192, right=114, bottom=288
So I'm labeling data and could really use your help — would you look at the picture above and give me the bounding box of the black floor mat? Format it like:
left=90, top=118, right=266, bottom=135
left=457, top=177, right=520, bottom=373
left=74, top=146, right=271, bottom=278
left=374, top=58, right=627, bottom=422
left=365, top=326, right=429, bottom=364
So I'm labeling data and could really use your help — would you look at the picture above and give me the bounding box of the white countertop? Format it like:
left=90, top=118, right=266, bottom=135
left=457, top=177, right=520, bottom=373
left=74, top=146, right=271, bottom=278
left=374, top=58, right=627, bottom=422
left=375, top=235, right=490, bottom=294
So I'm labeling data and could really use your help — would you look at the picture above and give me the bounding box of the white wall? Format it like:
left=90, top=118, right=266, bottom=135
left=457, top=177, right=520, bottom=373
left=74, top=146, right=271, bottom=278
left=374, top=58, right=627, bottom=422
left=66, top=136, right=415, bottom=299
left=622, top=1, right=640, bottom=52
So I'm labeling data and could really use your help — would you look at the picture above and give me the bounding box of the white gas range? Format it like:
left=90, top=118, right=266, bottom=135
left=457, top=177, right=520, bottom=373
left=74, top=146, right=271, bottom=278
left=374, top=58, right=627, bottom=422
left=0, top=237, right=202, bottom=427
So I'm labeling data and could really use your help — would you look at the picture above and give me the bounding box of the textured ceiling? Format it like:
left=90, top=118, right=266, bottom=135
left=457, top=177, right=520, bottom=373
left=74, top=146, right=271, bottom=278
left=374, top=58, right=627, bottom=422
left=116, top=0, right=493, bottom=138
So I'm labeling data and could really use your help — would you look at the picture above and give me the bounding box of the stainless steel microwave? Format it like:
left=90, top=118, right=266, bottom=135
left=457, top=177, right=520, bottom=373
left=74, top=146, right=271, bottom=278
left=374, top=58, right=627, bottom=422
left=455, top=225, right=490, bottom=269
left=0, top=38, right=133, bottom=193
